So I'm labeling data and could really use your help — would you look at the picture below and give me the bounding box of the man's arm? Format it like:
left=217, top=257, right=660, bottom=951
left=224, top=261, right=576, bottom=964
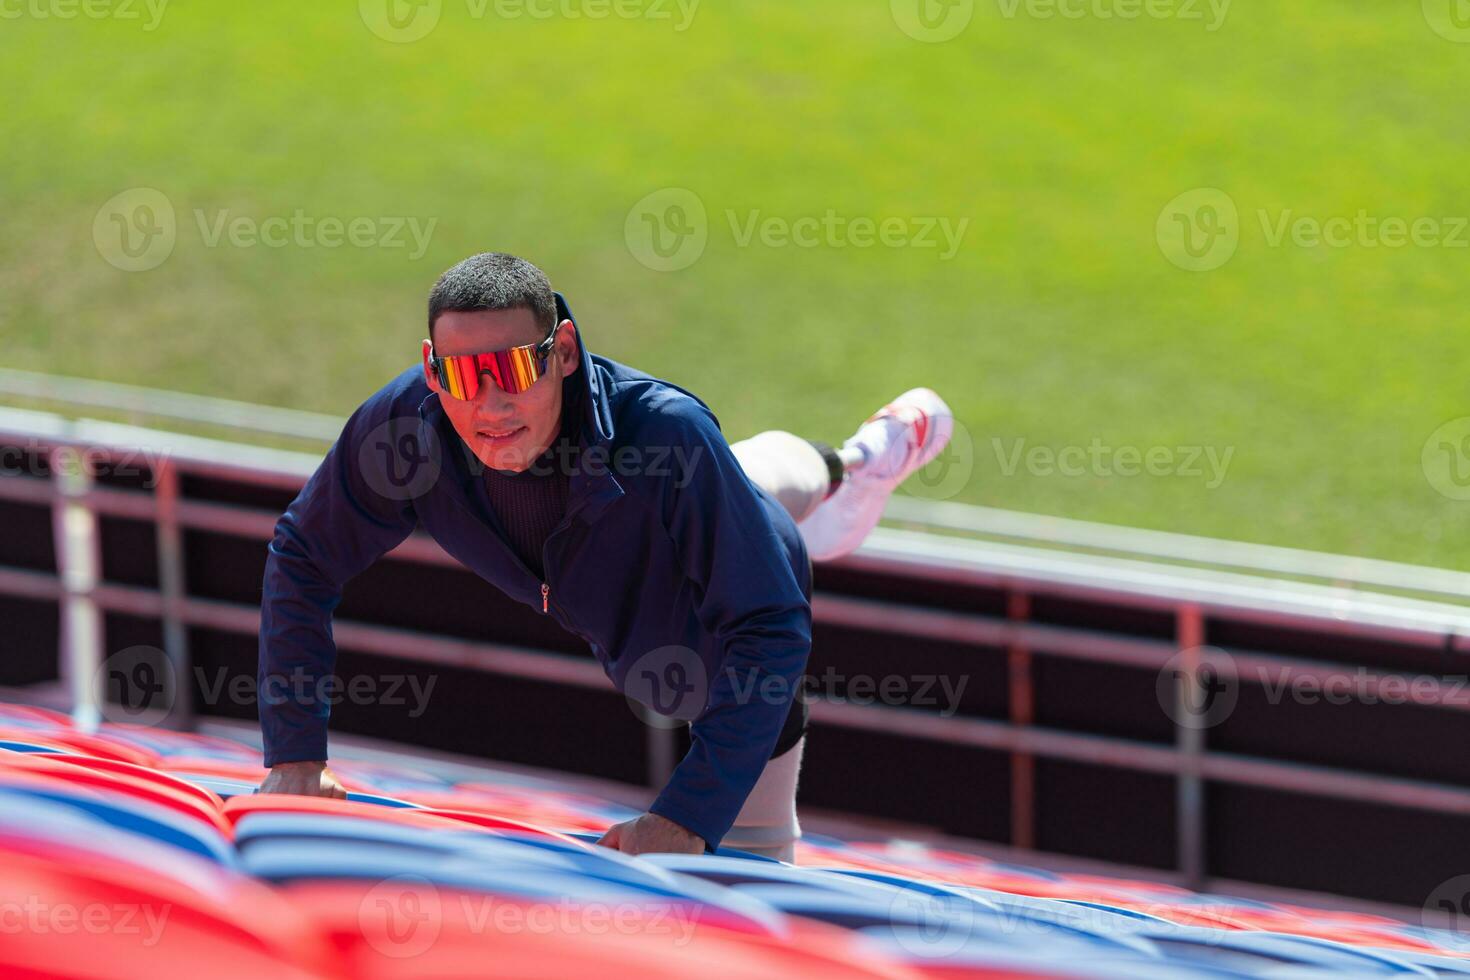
left=640, top=401, right=813, bottom=852
left=257, top=387, right=422, bottom=782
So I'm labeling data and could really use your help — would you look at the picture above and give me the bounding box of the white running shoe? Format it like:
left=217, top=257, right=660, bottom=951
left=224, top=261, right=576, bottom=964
left=797, top=388, right=954, bottom=562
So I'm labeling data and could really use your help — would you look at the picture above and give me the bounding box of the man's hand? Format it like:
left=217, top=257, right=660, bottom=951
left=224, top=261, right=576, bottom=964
left=256, top=760, right=348, bottom=798
left=595, top=812, right=705, bottom=856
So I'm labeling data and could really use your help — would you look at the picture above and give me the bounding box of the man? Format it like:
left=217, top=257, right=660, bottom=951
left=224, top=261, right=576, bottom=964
left=256, top=252, right=952, bottom=862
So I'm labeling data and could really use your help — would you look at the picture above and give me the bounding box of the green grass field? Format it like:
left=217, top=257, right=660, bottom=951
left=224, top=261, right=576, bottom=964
left=1, top=1, right=1467, bottom=569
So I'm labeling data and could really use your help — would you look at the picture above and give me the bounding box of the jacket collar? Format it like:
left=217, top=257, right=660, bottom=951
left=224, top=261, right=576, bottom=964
left=556, top=291, right=617, bottom=454
left=417, top=291, right=625, bottom=525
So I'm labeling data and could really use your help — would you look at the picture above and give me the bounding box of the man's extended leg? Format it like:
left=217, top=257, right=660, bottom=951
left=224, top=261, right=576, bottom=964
left=731, top=388, right=954, bottom=562
left=721, top=390, right=952, bottom=863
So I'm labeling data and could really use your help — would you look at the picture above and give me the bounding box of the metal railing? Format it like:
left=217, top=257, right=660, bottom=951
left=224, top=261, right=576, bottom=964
left=882, top=495, right=1470, bottom=606
left=5, top=366, right=1466, bottom=603
left=2, top=376, right=1469, bottom=895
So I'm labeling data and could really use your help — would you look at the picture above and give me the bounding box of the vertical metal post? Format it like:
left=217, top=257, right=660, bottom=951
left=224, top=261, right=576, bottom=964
left=154, top=459, right=193, bottom=730
left=51, top=444, right=103, bottom=732
left=647, top=724, right=676, bottom=789
left=1175, top=603, right=1206, bottom=888
left=1007, top=590, right=1035, bottom=850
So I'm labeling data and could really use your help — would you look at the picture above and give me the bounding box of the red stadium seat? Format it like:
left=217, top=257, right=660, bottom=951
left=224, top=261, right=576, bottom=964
left=279, top=880, right=1025, bottom=980
left=33, top=754, right=226, bottom=811
left=0, top=847, right=335, bottom=980
left=159, top=758, right=271, bottom=782
left=223, top=794, right=492, bottom=835
left=0, top=753, right=232, bottom=840
left=0, top=704, right=76, bottom=730
left=0, top=726, right=160, bottom=767
left=100, top=723, right=264, bottom=761
left=429, top=784, right=630, bottom=833
left=408, top=804, right=584, bottom=844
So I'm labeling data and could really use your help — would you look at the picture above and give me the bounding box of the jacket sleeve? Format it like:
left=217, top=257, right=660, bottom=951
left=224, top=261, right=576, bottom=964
left=257, top=387, right=422, bottom=766
left=646, top=401, right=812, bottom=850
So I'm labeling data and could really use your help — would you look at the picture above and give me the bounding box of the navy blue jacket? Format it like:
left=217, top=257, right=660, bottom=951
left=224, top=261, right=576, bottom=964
left=257, top=294, right=813, bottom=850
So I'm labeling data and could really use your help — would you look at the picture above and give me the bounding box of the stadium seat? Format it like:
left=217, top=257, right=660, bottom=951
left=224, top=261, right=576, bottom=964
left=0, top=847, right=334, bottom=979
left=29, top=753, right=227, bottom=809
left=1129, top=925, right=1435, bottom=974
left=0, top=739, right=70, bottom=753
left=0, top=753, right=232, bottom=838
left=0, top=786, right=234, bottom=865
left=0, top=696, right=1459, bottom=978
left=0, top=726, right=159, bottom=766
left=219, top=794, right=457, bottom=832
left=279, top=880, right=985, bottom=980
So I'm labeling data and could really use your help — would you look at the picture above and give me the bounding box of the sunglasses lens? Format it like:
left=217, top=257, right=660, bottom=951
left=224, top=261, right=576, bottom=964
left=436, top=354, right=480, bottom=400
left=436, top=345, right=548, bottom=400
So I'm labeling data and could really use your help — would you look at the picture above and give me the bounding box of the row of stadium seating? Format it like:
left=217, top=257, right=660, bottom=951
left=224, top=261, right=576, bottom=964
left=2, top=701, right=1468, bottom=978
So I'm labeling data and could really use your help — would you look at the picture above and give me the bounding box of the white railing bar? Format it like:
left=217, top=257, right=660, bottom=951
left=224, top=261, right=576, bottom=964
left=0, top=368, right=343, bottom=443
left=884, top=496, right=1470, bottom=604
left=855, top=529, right=1470, bottom=639
left=0, top=408, right=324, bottom=483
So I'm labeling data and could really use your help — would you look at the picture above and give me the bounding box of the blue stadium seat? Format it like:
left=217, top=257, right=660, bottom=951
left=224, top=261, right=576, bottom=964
left=343, top=791, right=421, bottom=807
left=1127, top=924, right=1435, bottom=974
left=0, top=740, right=73, bottom=754
left=641, top=854, right=857, bottom=888
left=173, top=774, right=259, bottom=798
left=0, top=784, right=233, bottom=865
left=729, top=886, right=1163, bottom=963
left=566, top=831, right=781, bottom=862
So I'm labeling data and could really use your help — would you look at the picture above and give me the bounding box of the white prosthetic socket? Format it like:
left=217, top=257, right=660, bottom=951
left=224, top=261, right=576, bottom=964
left=729, top=432, right=832, bottom=524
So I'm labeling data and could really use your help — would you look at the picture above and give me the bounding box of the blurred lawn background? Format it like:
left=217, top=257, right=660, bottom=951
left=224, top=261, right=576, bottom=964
left=0, top=1, right=1465, bottom=567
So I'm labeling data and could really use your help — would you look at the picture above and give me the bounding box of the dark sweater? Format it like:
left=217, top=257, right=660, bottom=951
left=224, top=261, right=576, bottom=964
left=478, top=377, right=580, bottom=579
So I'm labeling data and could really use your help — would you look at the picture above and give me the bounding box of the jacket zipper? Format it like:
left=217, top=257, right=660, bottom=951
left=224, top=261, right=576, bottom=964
left=439, top=456, right=571, bottom=618
left=538, top=520, right=572, bottom=618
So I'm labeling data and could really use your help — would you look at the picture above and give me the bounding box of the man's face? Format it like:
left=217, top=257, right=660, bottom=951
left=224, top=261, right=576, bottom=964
left=422, top=307, right=580, bottom=473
